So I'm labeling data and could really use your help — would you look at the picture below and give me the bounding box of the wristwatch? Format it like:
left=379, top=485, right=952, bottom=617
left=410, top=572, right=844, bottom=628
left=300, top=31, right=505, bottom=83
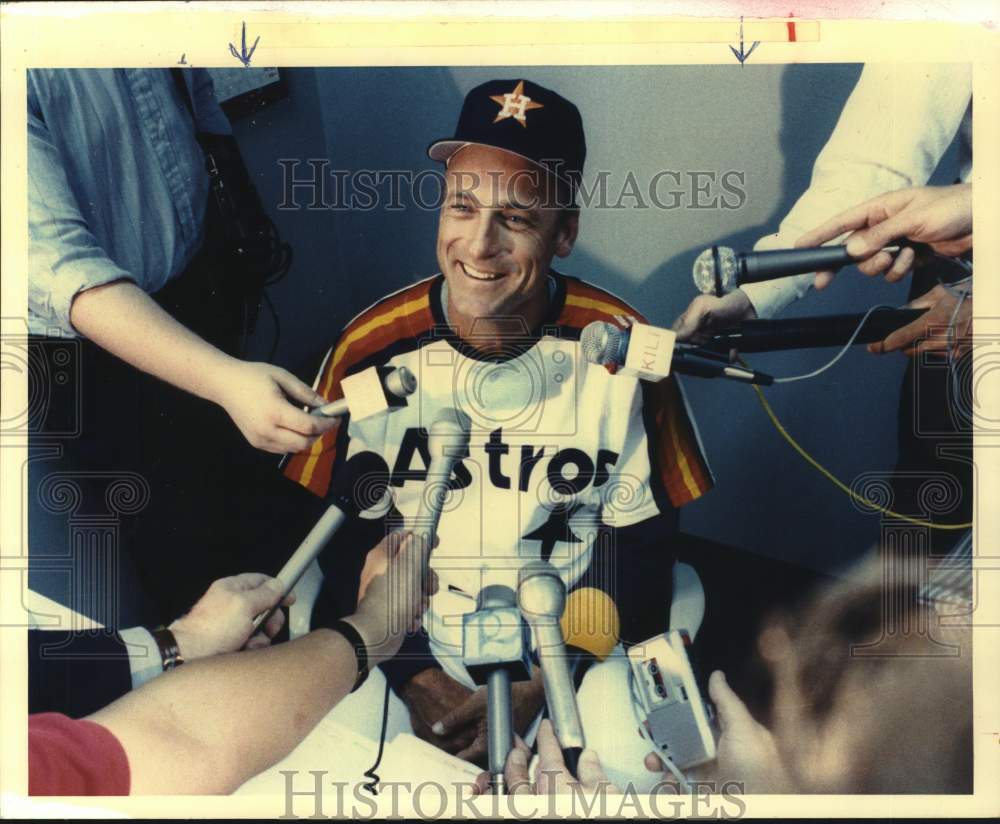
left=331, top=620, right=369, bottom=692
left=149, top=626, right=185, bottom=671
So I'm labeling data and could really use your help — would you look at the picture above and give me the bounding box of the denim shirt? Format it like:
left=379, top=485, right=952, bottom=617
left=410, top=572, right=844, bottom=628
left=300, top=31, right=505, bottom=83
left=27, top=68, right=232, bottom=336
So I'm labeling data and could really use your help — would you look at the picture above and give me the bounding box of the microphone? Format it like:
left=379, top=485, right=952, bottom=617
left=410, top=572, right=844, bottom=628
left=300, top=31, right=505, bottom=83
left=312, top=365, right=417, bottom=420
left=580, top=320, right=674, bottom=383
left=463, top=584, right=531, bottom=793
left=693, top=242, right=969, bottom=297
left=692, top=244, right=878, bottom=296
left=581, top=321, right=772, bottom=385
left=703, top=308, right=928, bottom=354
left=518, top=562, right=586, bottom=778
left=249, top=451, right=389, bottom=635
left=560, top=586, right=620, bottom=689
left=411, top=407, right=472, bottom=569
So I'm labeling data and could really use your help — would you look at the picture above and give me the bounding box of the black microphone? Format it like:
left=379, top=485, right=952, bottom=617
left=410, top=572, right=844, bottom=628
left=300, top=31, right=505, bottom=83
left=703, top=308, right=928, bottom=354
left=249, top=451, right=389, bottom=635
left=580, top=320, right=773, bottom=385
left=692, top=244, right=903, bottom=296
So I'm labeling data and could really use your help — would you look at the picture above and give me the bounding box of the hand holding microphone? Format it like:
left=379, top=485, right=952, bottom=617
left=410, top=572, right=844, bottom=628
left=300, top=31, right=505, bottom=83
left=215, top=361, right=341, bottom=454
left=345, top=530, right=440, bottom=664
left=311, top=365, right=417, bottom=419
left=796, top=183, right=973, bottom=289
left=248, top=451, right=391, bottom=637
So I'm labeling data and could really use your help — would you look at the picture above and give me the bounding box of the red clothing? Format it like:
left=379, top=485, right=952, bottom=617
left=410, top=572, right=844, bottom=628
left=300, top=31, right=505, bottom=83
left=29, top=713, right=130, bottom=795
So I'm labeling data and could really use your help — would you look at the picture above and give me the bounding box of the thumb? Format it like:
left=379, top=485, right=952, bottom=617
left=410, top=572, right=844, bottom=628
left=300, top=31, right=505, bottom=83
left=672, top=307, right=702, bottom=341
left=813, top=270, right=836, bottom=291
left=242, top=577, right=287, bottom=615
left=708, top=670, right=755, bottom=733
left=577, top=748, right=611, bottom=791
left=433, top=695, right=478, bottom=737
left=227, top=572, right=272, bottom=591
left=906, top=284, right=946, bottom=310
left=386, top=530, right=414, bottom=560
left=273, top=368, right=325, bottom=407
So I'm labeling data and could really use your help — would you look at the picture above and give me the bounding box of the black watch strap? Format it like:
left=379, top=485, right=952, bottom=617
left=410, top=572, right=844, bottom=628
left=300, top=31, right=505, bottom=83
left=332, top=620, right=369, bottom=692
left=149, top=626, right=184, bottom=671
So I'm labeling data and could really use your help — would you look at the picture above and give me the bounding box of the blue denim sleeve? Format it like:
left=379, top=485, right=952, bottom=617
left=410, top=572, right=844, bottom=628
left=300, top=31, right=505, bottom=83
left=27, top=108, right=134, bottom=337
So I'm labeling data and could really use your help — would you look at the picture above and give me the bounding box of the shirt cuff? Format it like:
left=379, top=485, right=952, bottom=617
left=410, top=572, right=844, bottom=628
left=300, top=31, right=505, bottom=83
left=739, top=232, right=815, bottom=319
left=30, top=255, right=134, bottom=338
left=118, top=626, right=162, bottom=690
left=739, top=276, right=813, bottom=320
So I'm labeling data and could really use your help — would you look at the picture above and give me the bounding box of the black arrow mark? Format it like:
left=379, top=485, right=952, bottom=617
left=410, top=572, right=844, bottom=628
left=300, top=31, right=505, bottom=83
left=229, top=21, right=260, bottom=67
left=730, top=16, right=760, bottom=66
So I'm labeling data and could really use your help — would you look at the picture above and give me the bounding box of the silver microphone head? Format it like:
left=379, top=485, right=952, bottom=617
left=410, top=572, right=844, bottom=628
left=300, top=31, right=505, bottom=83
left=477, top=582, right=518, bottom=611
left=692, top=245, right=739, bottom=295
left=384, top=365, right=417, bottom=399
left=580, top=320, right=624, bottom=367
left=427, top=406, right=472, bottom=458
left=517, top=560, right=566, bottom=621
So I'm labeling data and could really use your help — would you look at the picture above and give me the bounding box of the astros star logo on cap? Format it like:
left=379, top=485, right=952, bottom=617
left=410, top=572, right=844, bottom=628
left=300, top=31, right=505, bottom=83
left=490, top=80, right=544, bottom=127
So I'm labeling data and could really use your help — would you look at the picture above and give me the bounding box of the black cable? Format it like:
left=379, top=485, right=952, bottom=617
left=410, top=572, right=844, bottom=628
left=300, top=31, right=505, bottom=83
left=362, top=678, right=392, bottom=795
left=263, top=291, right=281, bottom=363
left=240, top=214, right=291, bottom=360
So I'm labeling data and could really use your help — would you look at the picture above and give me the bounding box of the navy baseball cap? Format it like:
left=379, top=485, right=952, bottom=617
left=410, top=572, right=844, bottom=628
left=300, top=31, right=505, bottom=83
left=427, top=79, right=586, bottom=204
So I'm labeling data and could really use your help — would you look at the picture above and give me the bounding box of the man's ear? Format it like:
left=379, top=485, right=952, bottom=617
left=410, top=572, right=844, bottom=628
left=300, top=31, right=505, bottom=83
left=554, top=210, right=579, bottom=258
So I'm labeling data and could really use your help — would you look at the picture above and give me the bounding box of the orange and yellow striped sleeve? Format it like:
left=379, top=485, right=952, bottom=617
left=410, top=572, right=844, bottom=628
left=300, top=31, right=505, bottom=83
left=283, top=279, right=435, bottom=498
left=645, top=374, right=713, bottom=506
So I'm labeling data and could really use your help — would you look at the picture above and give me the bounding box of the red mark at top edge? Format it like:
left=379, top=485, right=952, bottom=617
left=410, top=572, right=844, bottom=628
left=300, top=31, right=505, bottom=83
left=787, top=20, right=797, bottom=41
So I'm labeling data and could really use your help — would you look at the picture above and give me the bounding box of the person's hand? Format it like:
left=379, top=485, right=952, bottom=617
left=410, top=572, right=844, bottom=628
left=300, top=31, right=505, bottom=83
left=343, top=531, right=438, bottom=662
left=401, top=666, right=546, bottom=765
left=400, top=668, right=477, bottom=755
left=672, top=290, right=757, bottom=343
left=796, top=184, right=973, bottom=290
left=357, top=531, right=401, bottom=602
left=701, top=670, right=791, bottom=794
left=428, top=667, right=547, bottom=765
left=168, top=573, right=295, bottom=661
left=868, top=284, right=972, bottom=359
left=473, top=720, right=615, bottom=795
left=211, top=360, right=337, bottom=454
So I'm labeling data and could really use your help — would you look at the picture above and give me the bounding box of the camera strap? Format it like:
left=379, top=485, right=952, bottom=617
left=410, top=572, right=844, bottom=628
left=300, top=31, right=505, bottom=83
left=169, top=69, right=291, bottom=350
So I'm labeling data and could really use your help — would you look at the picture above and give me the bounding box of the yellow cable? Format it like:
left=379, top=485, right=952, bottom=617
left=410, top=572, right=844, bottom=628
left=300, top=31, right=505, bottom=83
left=749, top=383, right=972, bottom=531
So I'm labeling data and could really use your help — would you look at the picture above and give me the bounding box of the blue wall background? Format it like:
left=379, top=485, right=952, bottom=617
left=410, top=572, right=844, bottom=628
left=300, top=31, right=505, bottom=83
left=232, top=64, right=961, bottom=575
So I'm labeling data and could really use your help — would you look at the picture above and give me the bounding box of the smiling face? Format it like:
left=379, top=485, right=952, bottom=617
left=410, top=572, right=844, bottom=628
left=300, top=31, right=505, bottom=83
left=436, top=145, right=578, bottom=336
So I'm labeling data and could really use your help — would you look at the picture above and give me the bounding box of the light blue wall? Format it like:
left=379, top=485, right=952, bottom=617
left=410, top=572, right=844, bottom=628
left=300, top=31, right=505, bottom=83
left=235, top=64, right=960, bottom=574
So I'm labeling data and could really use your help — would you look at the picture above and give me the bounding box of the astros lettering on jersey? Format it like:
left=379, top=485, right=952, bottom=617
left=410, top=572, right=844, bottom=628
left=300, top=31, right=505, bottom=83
left=285, top=272, right=713, bottom=684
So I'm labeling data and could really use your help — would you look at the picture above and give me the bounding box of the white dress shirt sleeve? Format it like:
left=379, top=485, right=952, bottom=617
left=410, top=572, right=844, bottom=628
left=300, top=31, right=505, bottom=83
left=118, top=625, right=163, bottom=690
left=742, top=63, right=972, bottom=320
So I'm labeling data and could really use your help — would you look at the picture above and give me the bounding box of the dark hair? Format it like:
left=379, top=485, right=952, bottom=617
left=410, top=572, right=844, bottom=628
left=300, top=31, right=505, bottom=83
left=768, top=553, right=973, bottom=793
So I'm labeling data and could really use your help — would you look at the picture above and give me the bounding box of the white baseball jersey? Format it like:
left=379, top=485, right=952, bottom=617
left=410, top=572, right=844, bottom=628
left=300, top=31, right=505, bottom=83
left=285, top=272, right=713, bottom=685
